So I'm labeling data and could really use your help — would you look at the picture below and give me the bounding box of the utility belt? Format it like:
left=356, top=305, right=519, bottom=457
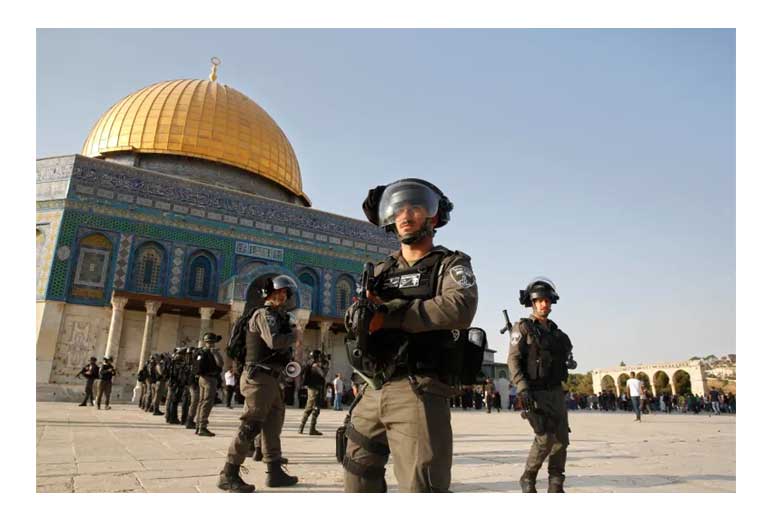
left=245, top=362, right=282, bottom=380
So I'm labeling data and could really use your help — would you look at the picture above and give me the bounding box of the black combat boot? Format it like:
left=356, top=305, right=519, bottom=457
left=547, top=475, right=565, bottom=493
left=297, top=416, right=307, bottom=434
left=185, top=419, right=196, bottom=430
left=519, top=471, right=537, bottom=493
left=217, top=463, right=255, bottom=493
left=198, top=426, right=215, bottom=437
left=265, top=462, right=298, bottom=488
left=308, top=418, right=323, bottom=436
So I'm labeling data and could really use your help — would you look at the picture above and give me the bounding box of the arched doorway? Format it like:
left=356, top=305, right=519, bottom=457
left=653, top=370, right=672, bottom=395
left=673, top=369, right=692, bottom=396
left=636, top=372, right=652, bottom=395
left=600, top=375, right=617, bottom=394
left=617, top=373, right=630, bottom=394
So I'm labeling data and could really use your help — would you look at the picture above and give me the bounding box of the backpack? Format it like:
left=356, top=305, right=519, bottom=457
left=227, top=306, right=259, bottom=362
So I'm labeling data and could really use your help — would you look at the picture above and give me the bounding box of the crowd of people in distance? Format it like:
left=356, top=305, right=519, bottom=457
left=561, top=389, right=736, bottom=415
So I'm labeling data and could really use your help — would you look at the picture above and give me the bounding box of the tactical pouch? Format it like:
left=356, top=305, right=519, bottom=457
left=335, top=424, right=347, bottom=463
left=525, top=409, right=547, bottom=436
left=444, top=327, right=487, bottom=385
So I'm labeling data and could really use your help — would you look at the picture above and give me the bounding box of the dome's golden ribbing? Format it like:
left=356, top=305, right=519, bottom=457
left=82, top=79, right=306, bottom=202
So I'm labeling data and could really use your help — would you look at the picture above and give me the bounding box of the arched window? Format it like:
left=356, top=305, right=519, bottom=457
left=335, top=276, right=354, bottom=314
left=133, top=243, right=165, bottom=294
left=298, top=270, right=317, bottom=310
left=187, top=253, right=214, bottom=298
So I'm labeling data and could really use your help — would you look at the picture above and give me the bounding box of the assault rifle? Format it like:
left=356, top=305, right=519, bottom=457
left=348, top=262, right=377, bottom=359
left=345, top=262, right=385, bottom=389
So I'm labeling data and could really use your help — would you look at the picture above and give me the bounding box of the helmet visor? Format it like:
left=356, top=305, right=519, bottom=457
left=377, top=182, right=440, bottom=227
left=271, top=275, right=298, bottom=310
left=527, top=276, right=556, bottom=292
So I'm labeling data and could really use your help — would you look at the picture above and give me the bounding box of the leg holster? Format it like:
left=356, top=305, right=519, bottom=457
left=345, top=424, right=390, bottom=457
left=341, top=424, right=390, bottom=480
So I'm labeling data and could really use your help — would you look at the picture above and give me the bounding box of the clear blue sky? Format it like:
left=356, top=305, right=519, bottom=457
left=37, top=29, right=736, bottom=372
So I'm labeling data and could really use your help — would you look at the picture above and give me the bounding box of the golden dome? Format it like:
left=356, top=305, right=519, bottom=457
left=82, top=79, right=308, bottom=204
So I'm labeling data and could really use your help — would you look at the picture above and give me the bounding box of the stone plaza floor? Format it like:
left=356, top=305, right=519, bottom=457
left=36, top=401, right=736, bottom=493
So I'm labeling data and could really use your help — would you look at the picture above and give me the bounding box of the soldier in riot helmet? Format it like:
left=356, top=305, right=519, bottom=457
left=76, top=357, right=99, bottom=406
left=182, top=347, right=199, bottom=428
left=196, top=333, right=224, bottom=436
left=165, top=348, right=186, bottom=424
left=341, top=178, right=479, bottom=492
left=298, top=349, right=327, bottom=436
left=506, top=277, right=576, bottom=493
left=217, top=274, right=300, bottom=492
left=144, top=354, right=158, bottom=413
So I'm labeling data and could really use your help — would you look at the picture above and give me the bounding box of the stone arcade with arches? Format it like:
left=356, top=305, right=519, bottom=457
left=36, top=64, right=398, bottom=401
left=591, top=360, right=708, bottom=397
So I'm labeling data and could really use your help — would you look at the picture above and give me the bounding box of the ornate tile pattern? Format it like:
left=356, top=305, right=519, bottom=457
left=36, top=210, right=63, bottom=299
left=111, top=234, right=134, bottom=290
left=169, top=245, right=185, bottom=295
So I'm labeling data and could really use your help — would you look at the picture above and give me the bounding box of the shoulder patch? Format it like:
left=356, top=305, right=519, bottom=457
left=449, top=265, right=476, bottom=288
left=510, top=329, right=522, bottom=346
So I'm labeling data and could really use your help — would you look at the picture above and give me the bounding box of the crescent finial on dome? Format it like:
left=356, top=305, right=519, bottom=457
left=209, top=56, right=221, bottom=82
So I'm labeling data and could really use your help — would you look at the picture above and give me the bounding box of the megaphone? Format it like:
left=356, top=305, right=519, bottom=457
left=284, top=361, right=302, bottom=378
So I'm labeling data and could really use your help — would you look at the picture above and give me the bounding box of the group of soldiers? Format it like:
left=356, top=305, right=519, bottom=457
left=214, top=178, right=577, bottom=493
left=76, top=355, right=116, bottom=409
left=75, top=178, right=577, bottom=494
left=136, top=332, right=225, bottom=436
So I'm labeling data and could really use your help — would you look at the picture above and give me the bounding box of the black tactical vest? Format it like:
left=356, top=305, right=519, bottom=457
left=245, top=308, right=292, bottom=368
left=376, top=251, right=446, bottom=302
left=371, top=250, right=453, bottom=374
left=304, top=364, right=326, bottom=390
left=519, top=318, right=570, bottom=390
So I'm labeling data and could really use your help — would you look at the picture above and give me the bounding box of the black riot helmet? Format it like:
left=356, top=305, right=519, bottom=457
left=362, top=178, right=453, bottom=244
left=519, top=276, right=560, bottom=307
left=260, top=274, right=298, bottom=309
left=311, top=349, right=322, bottom=362
left=202, top=332, right=222, bottom=344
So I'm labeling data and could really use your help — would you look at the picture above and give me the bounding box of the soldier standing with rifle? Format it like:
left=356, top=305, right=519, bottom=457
left=137, top=360, right=149, bottom=409
left=196, top=333, right=224, bottom=436
left=76, top=356, right=99, bottom=407
left=298, top=349, right=327, bottom=436
left=96, top=356, right=116, bottom=410
left=341, top=178, right=480, bottom=493
left=165, top=348, right=185, bottom=424
left=504, top=277, right=577, bottom=493
left=151, top=353, right=168, bottom=416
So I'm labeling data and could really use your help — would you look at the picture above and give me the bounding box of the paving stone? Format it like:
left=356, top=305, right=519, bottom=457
left=36, top=401, right=735, bottom=493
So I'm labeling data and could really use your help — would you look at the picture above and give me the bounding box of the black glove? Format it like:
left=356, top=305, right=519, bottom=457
left=519, top=390, right=534, bottom=411
left=344, top=301, right=375, bottom=338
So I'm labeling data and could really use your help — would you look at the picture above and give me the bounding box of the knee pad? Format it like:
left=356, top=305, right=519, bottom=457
left=237, top=420, right=262, bottom=443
